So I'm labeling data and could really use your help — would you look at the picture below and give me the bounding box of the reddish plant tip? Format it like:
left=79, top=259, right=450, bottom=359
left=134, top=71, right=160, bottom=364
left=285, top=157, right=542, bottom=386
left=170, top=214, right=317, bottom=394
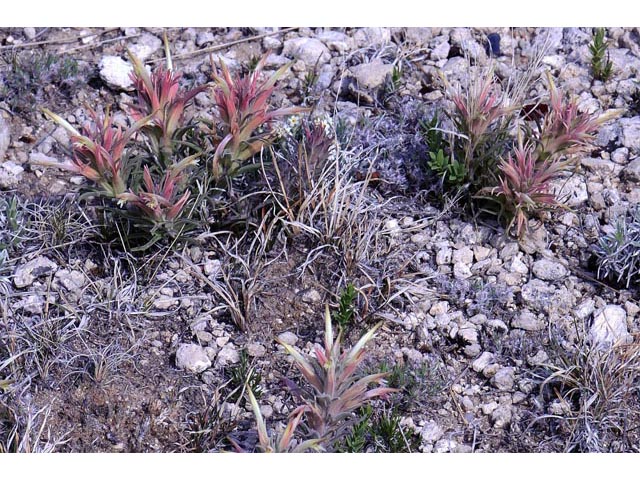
left=209, top=53, right=308, bottom=179
left=128, top=50, right=206, bottom=155
left=495, top=145, right=570, bottom=237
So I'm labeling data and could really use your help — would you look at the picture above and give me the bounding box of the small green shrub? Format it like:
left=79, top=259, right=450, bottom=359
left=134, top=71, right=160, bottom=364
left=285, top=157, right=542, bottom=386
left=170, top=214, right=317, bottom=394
left=334, top=283, right=357, bottom=331
left=338, top=404, right=419, bottom=452
left=589, top=28, right=614, bottom=82
left=228, top=348, right=262, bottom=403
left=428, top=149, right=466, bottom=186
left=421, top=113, right=466, bottom=187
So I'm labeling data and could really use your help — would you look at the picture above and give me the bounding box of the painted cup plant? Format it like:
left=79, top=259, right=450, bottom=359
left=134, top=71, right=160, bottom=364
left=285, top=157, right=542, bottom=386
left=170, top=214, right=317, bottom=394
left=494, top=144, right=570, bottom=237
left=492, top=74, right=620, bottom=237
left=442, top=66, right=620, bottom=238
left=39, top=107, right=148, bottom=198
left=244, top=306, right=396, bottom=452
left=209, top=53, right=308, bottom=183
left=444, top=67, right=515, bottom=187
left=536, top=72, right=618, bottom=161
left=116, top=154, right=198, bottom=227
left=128, top=49, right=207, bottom=166
left=36, top=47, right=302, bottom=249
left=274, top=306, right=397, bottom=446
left=246, top=387, right=323, bottom=453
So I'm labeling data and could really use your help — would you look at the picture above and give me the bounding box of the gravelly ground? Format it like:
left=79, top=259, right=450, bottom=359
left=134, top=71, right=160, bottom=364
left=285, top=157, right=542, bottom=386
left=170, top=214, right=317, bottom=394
left=0, top=27, right=639, bottom=453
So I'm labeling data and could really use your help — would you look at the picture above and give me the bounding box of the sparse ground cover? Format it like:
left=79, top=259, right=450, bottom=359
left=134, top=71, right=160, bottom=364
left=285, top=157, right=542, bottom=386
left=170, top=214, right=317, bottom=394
left=0, top=27, right=639, bottom=453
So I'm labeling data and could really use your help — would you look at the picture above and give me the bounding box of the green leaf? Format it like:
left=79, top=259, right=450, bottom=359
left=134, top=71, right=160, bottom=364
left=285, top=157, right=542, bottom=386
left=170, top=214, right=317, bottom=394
left=247, top=387, right=272, bottom=452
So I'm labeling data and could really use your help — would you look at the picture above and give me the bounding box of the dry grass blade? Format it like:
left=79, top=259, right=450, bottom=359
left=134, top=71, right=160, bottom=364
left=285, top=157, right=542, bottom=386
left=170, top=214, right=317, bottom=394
left=0, top=401, right=70, bottom=453
left=534, top=337, right=640, bottom=452
left=152, top=28, right=299, bottom=63
left=0, top=28, right=119, bottom=51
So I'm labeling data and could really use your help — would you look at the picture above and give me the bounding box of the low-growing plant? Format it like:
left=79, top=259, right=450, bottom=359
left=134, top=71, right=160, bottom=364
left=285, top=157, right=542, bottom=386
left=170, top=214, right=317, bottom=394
left=276, top=306, right=397, bottom=445
left=536, top=72, right=614, bottom=160
left=421, top=113, right=466, bottom=188
left=421, top=113, right=445, bottom=152
left=445, top=66, right=514, bottom=188
left=35, top=46, right=302, bottom=251
left=534, top=337, right=640, bottom=452
left=0, top=51, right=85, bottom=115
left=490, top=73, right=619, bottom=237
left=183, top=384, right=240, bottom=453
left=338, top=404, right=419, bottom=452
left=428, top=148, right=466, bottom=186
left=115, top=157, right=200, bottom=249
left=589, top=28, right=614, bottom=82
left=492, top=144, right=570, bottom=237
left=245, top=308, right=396, bottom=452
left=269, top=116, right=382, bottom=279
left=127, top=49, right=207, bottom=167
left=382, top=64, right=404, bottom=103
left=209, top=53, right=307, bottom=184
left=40, top=107, right=147, bottom=199
left=391, top=64, right=403, bottom=90
left=439, top=62, right=619, bottom=237
left=302, top=69, right=318, bottom=99
left=267, top=115, right=337, bottom=231
left=334, top=283, right=357, bottom=331
left=594, top=205, right=640, bottom=288
left=367, top=406, right=417, bottom=452
left=339, top=404, right=371, bottom=452
left=227, top=348, right=263, bottom=403
left=386, top=360, right=447, bottom=407
left=0, top=195, right=22, bottom=271
left=246, top=387, right=323, bottom=453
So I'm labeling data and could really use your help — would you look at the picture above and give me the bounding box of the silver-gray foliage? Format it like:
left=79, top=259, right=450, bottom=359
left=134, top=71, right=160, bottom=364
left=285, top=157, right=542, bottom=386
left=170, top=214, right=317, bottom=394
left=595, top=205, right=640, bottom=288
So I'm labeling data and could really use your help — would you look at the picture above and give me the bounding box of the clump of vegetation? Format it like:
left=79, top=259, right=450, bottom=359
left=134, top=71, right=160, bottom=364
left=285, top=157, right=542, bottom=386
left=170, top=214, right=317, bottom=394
left=0, top=51, right=85, bottom=115
left=447, top=67, right=513, bottom=187
left=266, top=114, right=337, bottom=234
left=422, top=113, right=466, bottom=188
left=589, top=28, right=614, bottom=82
left=36, top=46, right=302, bottom=251
left=381, top=64, right=404, bottom=104
left=493, top=143, right=569, bottom=237
left=377, top=358, right=448, bottom=412
left=228, top=348, right=262, bottom=403
left=434, top=64, right=619, bottom=237
left=208, top=53, right=306, bottom=186
left=594, top=205, right=640, bottom=288
left=428, top=148, right=466, bottom=187
left=127, top=49, right=207, bottom=168
left=246, top=306, right=397, bottom=452
left=339, top=404, right=420, bottom=452
left=535, top=337, right=640, bottom=452
left=0, top=195, right=22, bottom=273
left=183, top=385, right=240, bottom=453
left=334, top=283, right=357, bottom=331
